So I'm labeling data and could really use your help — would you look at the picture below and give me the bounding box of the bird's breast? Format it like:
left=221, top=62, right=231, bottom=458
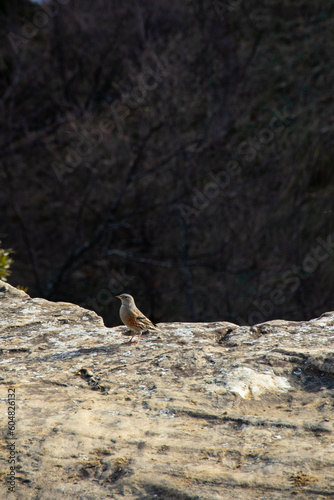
left=119, top=305, right=127, bottom=323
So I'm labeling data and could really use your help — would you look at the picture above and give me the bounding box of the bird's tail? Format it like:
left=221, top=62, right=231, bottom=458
left=150, top=324, right=161, bottom=332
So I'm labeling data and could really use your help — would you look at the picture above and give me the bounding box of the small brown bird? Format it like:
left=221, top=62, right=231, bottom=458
left=116, top=293, right=159, bottom=344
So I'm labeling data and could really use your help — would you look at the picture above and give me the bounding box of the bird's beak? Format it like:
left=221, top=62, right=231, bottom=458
left=116, top=295, right=121, bottom=300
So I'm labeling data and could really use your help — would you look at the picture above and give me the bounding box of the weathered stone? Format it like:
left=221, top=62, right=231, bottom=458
left=0, top=280, right=333, bottom=499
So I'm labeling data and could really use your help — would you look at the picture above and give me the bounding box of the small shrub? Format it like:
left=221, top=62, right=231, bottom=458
left=0, top=246, right=13, bottom=281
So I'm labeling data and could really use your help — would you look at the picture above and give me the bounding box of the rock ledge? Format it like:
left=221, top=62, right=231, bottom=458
left=0, top=281, right=333, bottom=499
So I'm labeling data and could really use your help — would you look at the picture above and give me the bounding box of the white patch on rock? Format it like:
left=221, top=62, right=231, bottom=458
left=218, top=367, right=291, bottom=399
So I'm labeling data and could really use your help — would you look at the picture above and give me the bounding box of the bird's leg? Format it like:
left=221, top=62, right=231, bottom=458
left=124, top=332, right=137, bottom=344
left=136, top=332, right=142, bottom=345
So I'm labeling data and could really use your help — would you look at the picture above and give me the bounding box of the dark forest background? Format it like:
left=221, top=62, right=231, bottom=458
left=1, top=0, right=334, bottom=327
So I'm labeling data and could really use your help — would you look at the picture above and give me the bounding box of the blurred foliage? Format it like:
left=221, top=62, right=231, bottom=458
left=0, top=246, right=13, bottom=281
left=0, top=0, right=334, bottom=326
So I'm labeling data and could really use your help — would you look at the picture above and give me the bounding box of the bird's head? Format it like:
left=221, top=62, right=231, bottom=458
left=116, top=293, right=135, bottom=306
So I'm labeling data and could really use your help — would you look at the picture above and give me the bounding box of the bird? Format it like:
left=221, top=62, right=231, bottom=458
left=116, top=293, right=160, bottom=345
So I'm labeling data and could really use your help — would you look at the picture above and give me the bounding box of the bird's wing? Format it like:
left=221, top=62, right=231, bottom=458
left=136, top=314, right=160, bottom=330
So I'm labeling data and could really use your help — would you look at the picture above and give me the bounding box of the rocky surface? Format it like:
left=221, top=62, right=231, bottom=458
left=0, top=280, right=333, bottom=499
